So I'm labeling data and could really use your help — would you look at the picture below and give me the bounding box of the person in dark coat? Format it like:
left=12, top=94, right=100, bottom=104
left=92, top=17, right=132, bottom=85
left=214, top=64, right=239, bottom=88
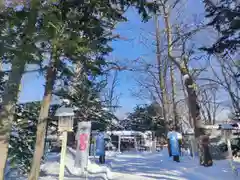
left=200, top=135, right=213, bottom=167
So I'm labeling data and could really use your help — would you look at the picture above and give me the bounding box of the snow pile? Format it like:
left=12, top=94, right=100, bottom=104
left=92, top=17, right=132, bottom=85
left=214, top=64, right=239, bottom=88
left=7, top=148, right=116, bottom=180
left=66, top=147, right=114, bottom=179
left=41, top=147, right=115, bottom=179
left=40, top=153, right=61, bottom=175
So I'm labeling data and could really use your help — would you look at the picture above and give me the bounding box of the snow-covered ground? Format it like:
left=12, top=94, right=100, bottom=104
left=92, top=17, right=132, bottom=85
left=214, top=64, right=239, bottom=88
left=6, top=148, right=240, bottom=180
left=105, top=149, right=239, bottom=180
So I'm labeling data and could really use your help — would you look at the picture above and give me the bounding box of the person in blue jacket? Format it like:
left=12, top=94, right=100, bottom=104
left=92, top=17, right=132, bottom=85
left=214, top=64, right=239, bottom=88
left=95, top=131, right=106, bottom=164
left=167, top=126, right=182, bottom=162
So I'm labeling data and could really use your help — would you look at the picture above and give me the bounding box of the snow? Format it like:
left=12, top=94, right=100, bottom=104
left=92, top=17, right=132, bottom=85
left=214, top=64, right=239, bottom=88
left=183, top=74, right=190, bottom=82
left=6, top=148, right=240, bottom=180
left=106, top=149, right=239, bottom=180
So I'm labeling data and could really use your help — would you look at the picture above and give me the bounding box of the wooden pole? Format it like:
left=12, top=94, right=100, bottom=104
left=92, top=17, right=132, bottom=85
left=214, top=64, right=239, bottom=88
left=59, top=131, right=67, bottom=180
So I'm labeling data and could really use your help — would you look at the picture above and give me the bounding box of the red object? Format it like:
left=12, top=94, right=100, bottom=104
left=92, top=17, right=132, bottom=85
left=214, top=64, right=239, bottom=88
left=79, top=134, right=88, bottom=151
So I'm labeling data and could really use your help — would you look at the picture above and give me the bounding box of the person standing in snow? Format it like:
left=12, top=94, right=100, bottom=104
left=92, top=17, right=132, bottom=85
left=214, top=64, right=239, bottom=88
left=199, top=135, right=212, bottom=167
left=167, top=126, right=182, bottom=162
left=95, top=131, right=106, bottom=164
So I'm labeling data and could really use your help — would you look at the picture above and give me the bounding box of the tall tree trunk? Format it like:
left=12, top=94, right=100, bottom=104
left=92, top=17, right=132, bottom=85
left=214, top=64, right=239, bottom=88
left=169, top=59, right=177, bottom=127
left=28, top=48, right=59, bottom=180
left=0, top=2, right=39, bottom=178
left=0, top=58, right=25, bottom=180
left=162, top=5, right=212, bottom=166
left=162, top=7, right=177, bottom=128
left=154, top=15, right=168, bottom=133
left=181, top=76, right=193, bottom=127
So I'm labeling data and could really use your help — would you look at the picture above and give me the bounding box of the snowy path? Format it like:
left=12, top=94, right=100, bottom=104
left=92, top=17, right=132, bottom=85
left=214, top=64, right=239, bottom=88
left=7, top=149, right=239, bottom=180
left=106, top=150, right=239, bottom=180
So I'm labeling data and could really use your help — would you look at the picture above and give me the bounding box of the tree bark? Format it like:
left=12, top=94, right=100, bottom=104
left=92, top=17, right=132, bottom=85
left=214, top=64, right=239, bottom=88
left=181, top=76, right=193, bottom=128
left=0, top=1, right=39, bottom=178
left=166, top=17, right=177, bottom=128
left=170, top=65, right=177, bottom=127
left=28, top=52, right=58, bottom=180
left=0, top=58, right=25, bottom=180
left=154, top=15, right=168, bottom=133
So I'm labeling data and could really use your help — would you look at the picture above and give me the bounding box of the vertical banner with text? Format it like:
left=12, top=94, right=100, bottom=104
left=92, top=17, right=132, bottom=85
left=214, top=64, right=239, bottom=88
left=75, top=121, right=91, bottom=173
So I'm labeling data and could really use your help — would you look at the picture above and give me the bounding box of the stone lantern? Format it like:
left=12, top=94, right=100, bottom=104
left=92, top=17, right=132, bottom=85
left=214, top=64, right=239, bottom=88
left=55, top=106, right=74, bottom=180
left=55, top=106, right=74, bottom=132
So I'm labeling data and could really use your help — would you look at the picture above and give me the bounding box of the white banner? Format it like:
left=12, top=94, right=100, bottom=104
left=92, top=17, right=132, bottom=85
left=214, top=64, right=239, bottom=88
left=75, top=121, right=91, bottom=174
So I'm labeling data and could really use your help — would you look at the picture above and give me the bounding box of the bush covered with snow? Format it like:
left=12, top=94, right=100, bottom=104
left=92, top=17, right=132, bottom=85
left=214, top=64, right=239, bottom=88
left=8, top=102, right=40, bottom=174
left=7, top=102, right=59, bottom=174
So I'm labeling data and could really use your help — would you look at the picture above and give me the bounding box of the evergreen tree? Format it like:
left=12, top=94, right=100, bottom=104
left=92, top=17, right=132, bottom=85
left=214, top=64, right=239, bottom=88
left=203, top=0, right=240, bottom=54
left=55, top=65, right=118, bottom=132
left=0, top=70, right=6, bottom=102
left=203, top=0, right=240, bottom=115
left=0, top=3, right=44, bottom=176
left=8, top=102, right=40, bottom=174
left=125, top=103, right=166, bottom=136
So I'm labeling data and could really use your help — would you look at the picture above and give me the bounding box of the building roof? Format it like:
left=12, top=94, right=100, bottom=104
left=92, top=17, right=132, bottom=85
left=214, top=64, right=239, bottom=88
left=106, top=130, right=148, bottom=138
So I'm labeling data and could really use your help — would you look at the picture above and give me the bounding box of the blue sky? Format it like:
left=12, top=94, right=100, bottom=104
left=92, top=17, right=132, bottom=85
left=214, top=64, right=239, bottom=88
left=19, top=0, right=227, bottom=120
